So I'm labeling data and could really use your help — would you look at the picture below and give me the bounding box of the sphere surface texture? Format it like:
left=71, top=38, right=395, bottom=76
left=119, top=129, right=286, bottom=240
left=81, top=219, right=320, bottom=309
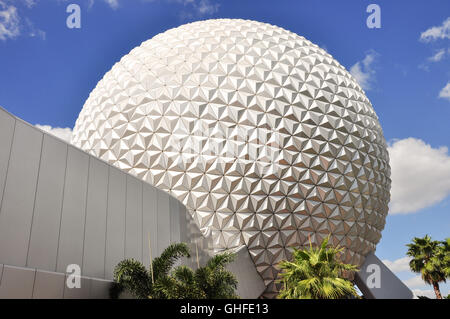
left=72, top=19, right=391, bottom=293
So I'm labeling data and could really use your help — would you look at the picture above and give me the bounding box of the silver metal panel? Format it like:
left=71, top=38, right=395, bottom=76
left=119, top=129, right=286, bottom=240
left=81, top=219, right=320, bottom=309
left=0, top=265, right=36, bottom=299
left=57, top=147, right=89, bottom=273
left=0, top=109, right=15, bottom=208
left=355, top=252, right=414, bottom=299
left=226, top=246, right=266, bottom=299
left=142, top=184, right=157, bottom=269
left=63, top=276, right=91, bottom=299
left=27, top=135, right=67, bottom=270
left=157, top=192, right=170, bottom=255
left=89, top=278, right=111, bottom=299
left=0, top=106, right=224, bottom=299
left=0, top=121, right=43, bottom=266
left=83, top=158, right=108, bottom=278
left=32, top=270, right=65, bottom=299
left=179, top=202, right=188, bottom=244
left=125, top=176, right=142, bottom=261
left=169, top=196, right=181, bottom=244
left=104, top=167, right=126, bottom=279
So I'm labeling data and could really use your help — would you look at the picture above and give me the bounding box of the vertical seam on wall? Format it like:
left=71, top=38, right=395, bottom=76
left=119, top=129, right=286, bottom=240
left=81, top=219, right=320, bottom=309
left=169, top=196, right=172, bottom=244
left=0, top=264, right=4, bottom=286
left=81, top=155, right=91, bottom=276
left=124, top=175, right=128, bottom=259
left=30, top=268, right=37, bottom=299
left=103, top=166, right=110, bottom=279
left=62, top=274, right=66, bottom=299
left=156, top=188, right=159, bottom=255
left=0, top=119, right=16, bottom=216
left=55, top=145, right=69, bottom=272
left=26, top=133, right=44, bottom=267
left=141, top=183, right=144, bottom=263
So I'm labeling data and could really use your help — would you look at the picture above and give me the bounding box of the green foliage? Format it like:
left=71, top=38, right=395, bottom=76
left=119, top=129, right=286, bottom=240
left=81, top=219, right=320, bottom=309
left=406, top=235, right=449, bottom=299
left=110, top=243, right=238, bottom=299
left=110, top=243, right=190, bottom=299
left=194, top=253, right=239, bottom=299
left=152, top=243, right=191, bottom=281
left=277, top=237, right=358, bottom=299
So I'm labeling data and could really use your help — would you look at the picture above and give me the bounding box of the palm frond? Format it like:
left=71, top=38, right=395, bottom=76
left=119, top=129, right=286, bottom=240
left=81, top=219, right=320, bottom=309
left=112, top=258, right=152, bottom=299
left=152, top=242, right=191, bottom=280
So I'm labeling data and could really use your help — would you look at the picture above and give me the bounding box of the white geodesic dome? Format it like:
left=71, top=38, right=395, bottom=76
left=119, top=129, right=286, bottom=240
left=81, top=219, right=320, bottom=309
left=72, top=19, right=391, bottom=294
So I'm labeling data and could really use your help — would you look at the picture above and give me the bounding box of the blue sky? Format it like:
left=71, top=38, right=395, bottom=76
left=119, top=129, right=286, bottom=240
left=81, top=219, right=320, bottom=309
left=0, top=0, right=449, bottom=297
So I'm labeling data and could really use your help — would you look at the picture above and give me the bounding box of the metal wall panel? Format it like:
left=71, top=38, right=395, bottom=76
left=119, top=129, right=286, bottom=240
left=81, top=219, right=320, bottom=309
left=179, top=202, right=188, bottom=244
left=32, top=270, right=65, bottom=299
left=83, top=158, right=109, bottom=278
left=0, top=107, right=224, bottom=298
left=226, top=246, right=266, bottom=299
left=63, top=276, right=91, bottom=299
left=27, top=135, right=67, bottom=270
left=0, top=110, right=15, bottom=208
left=142, top=184, right=157, bottom=268
left=0, top=265, right=36, bottom=299
left=157, top=192, right=170, bottom=255
left=89, top=278, right=110, bottom=299
left=57, top=147, right=89, bottom=273
left=104, top=167, right=126, bottom=279
left=169, top=196, right=181, bottom=244
left=125, top=176, right=142, bottom=261
left=0, top=121, right=43, bottom=266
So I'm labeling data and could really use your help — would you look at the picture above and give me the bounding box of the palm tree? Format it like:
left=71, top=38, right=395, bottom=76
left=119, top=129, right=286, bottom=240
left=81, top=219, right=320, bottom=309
left=157, top=253, right=238, bottom=299
left=192, top=253, right=239, bottom=299
left=277, top=236, right=358, bottom=299
left=440, top=238, right=450, bottom=279
left=406, top=235, right=447, bottom=299
left=111, top=242, right=191, bottom=299
left=110, top=243, right=238, bottom=299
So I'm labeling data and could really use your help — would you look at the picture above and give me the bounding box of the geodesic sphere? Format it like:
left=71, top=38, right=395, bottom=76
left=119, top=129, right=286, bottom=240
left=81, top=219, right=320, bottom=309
left=71, top=19, right=391, bottom=294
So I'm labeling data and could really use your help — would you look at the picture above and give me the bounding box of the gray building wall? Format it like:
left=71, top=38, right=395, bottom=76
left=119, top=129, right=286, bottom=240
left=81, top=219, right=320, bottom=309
left=0, top=106, right=217, bottom=298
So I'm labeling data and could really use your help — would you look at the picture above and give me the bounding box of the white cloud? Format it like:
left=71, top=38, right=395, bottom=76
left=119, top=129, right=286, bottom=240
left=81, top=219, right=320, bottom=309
left=428, top=48, right=447, bottom=62
left=404, top=275, right=425, bottom=289
left=420, top=17, right=450, bottom=42
left=23, top=0, right=36, bottom=9
left=0, top=1, right=20, bottom=40
left=25, top=16, right=45, bottom=39
left=104, top=0, right=119, bottom=10
left=383, top=256, right=411, bottom=273
left=349, top=51, right=379, bottom=91
left=439, top=82, right=450, bottom=101
left=82, top=0, right=119, bottom=10
left=196, top=0, right=219, bottom=15
left=0, top=1, right=45, bottom=41
left=93, top=0, right=219, bottom=15
left=35, top=124, right=73, bottom=143
left=388, top=138, right=450, bottom=214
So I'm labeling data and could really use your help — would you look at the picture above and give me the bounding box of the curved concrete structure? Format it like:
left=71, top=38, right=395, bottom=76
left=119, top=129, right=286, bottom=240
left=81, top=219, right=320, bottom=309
left=0, top=105, right=265, bottom=298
